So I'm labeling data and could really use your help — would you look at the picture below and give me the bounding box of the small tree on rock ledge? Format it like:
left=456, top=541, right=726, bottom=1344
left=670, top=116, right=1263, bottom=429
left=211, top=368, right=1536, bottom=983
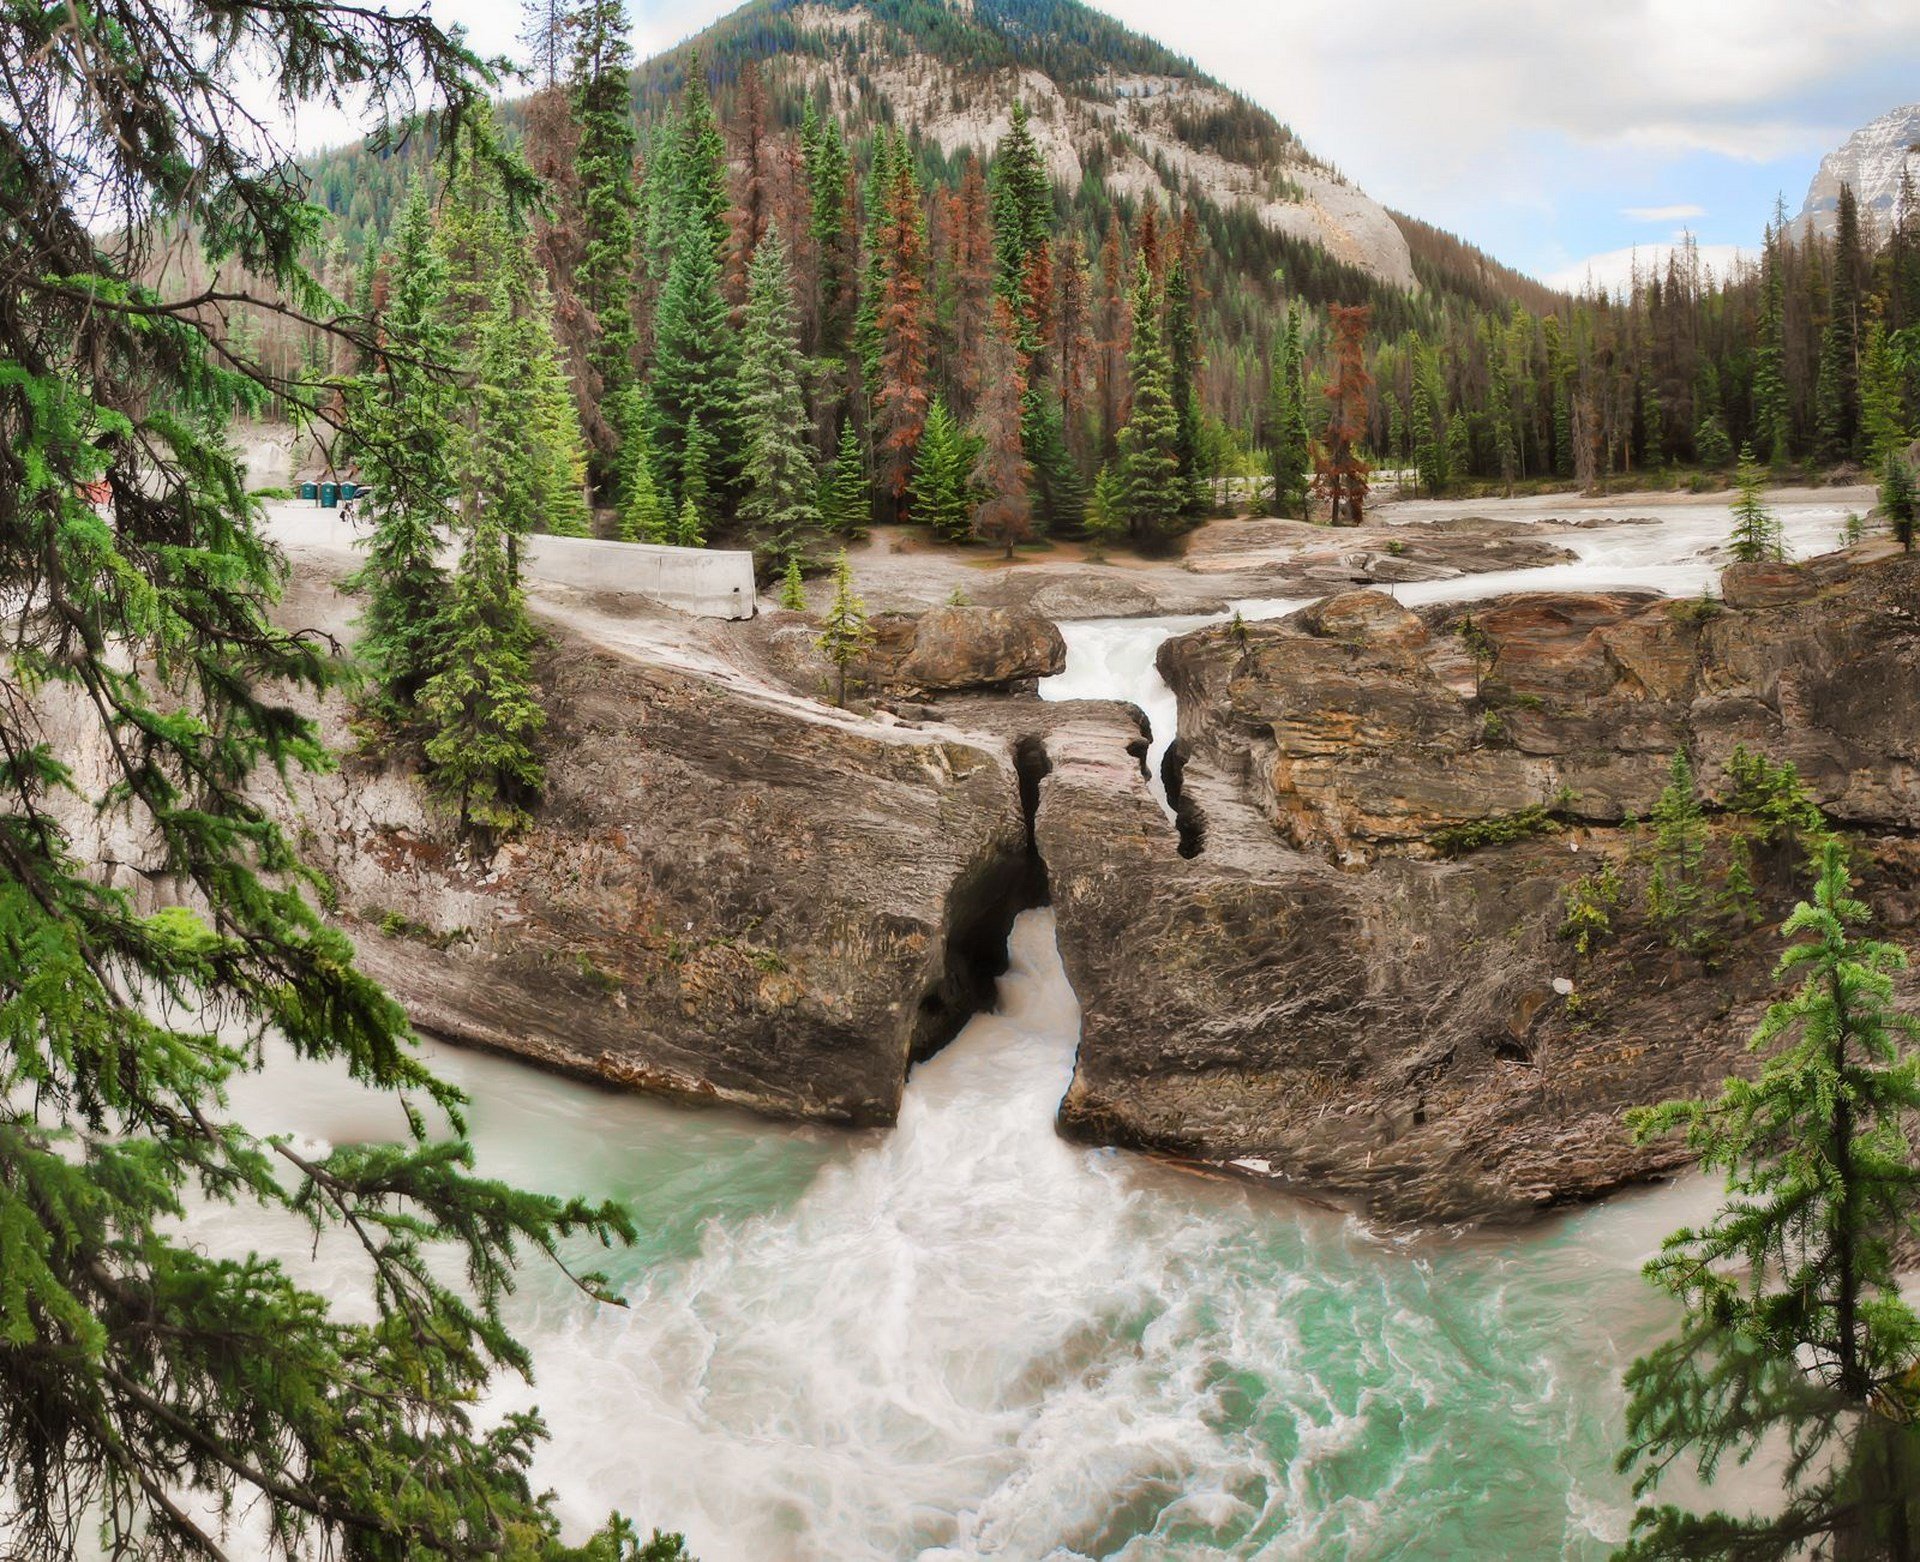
left=816, top=549, right=874, bottom=707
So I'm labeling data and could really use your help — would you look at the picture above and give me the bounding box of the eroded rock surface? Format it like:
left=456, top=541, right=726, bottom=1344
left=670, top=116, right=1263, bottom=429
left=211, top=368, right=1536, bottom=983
left=281, top=572, right=1029, bottom=1127
left=1162, top=548, right=1920, bottom=859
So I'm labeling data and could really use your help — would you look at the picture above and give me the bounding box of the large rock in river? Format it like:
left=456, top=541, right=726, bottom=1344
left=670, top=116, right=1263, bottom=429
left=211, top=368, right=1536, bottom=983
left=868, top=604, right=1066, bottom=693
left=281, top=570, right=1031, bottom=1127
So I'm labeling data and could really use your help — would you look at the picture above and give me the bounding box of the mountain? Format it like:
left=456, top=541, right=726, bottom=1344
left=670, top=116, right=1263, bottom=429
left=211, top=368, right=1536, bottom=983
left=1798, top=101, right=1920, bottom=239
left=712, top=0, right=1415, bottom=288
left=304, top=0, right=1553, bottom=319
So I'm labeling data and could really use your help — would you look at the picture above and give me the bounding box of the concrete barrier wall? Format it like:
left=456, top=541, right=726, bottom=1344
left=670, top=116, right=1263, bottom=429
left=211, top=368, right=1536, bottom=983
left=522, top=535, right=758, bottom=620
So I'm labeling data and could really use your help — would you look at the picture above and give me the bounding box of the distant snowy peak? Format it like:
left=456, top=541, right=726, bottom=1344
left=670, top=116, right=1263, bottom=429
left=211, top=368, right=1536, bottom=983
left=1798, top=103, right=1920, bottom=239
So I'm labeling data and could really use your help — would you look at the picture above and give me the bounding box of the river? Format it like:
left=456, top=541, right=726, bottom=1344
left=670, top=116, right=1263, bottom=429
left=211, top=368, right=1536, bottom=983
left=221, top=494, right=1859, bottom=1558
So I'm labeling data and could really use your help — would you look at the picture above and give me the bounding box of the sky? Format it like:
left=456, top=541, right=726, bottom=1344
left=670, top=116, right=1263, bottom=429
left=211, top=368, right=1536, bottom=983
left=359, top=0, right=1920, bottom=290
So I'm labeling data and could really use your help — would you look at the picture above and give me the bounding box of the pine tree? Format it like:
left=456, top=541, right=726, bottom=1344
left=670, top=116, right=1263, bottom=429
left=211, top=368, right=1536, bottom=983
left=816, top=550, right=875, bottom=706
left=803, top=99, right=857, bottom=358
left=0, top=10, right=652, bottom=1550
left=674, top=493, right=706, bottom=548
left=1694, top=366, right=1734, bottom=469
left=911, top=396, right=980, bottom=541
left=1816, top=183, right=1865, bottom=463
left=1314, top=304, right=1373, bottom=525
left=1752, top=223, right=1792, bottom=468
left=614, top=385, right=670, bottom=542
left=679, top=406, right=715, bottom=528
left=570, top=0, right=639, bottom=440
left=737, top=225, right=821, bottom=568
left=971, top=297, right=1034, bottom=557
left=1115, top=258, right=1184, bottom=541
left=649, top=198, right=739, bottom=509
left=423, top=280, right=550, bottom=836
left=1265, top=301, right=1312, bottom=518
left=990, top=101, right=1052, bottom=307
left=1165, top=245, right=1205, bottom=514
left=344, top=179, right=454, bottom=725
left=1859, top=316, right=1909, bottom=466
left=1883, top=449, right=1918, bottom=551
left=1084, top=461, right=1124, bottom=559
left=779, top=553, right=808, bottom=610
left=1616, top=842, right=1920, bottom=1560
left=1728, top=444, right=1783, bottom=563
left=1648, top=748, right=1709, bottom=948
left=821, top=415, right=872, bottom=537
left=673, top=51, right=730, bottom=258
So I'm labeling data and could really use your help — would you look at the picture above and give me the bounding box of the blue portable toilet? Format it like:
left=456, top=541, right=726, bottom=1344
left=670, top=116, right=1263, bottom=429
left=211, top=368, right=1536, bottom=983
left=320, top=483, right=338, bottom=509
left=339, top=482, right=358, bottom=501
left=300, top=481, right=318, bottom=502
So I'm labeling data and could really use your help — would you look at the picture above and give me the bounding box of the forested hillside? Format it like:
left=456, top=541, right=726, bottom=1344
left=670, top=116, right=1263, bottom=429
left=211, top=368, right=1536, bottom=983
left=288, top=0, right=1920, bottom=577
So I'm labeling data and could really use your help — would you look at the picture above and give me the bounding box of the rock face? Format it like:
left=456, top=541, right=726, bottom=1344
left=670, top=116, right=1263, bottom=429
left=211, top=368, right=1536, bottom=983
left=281, top=573, right=1031, bottom=1127
left=1798, top=102, right=1920, bottom=240
left=1162, top=551, right=1920, bottom=860
left=1034, top=549, right=1920, bottom=1224
left=867, top=604, right=1067, bottom=694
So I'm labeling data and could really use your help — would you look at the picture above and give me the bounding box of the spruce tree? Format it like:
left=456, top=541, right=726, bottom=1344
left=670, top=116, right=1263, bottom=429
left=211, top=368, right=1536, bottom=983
left=821, top=416, right=872, bottom=537
left=1816, top=184, right=1864, bottom=463
left=1266, top=301, right=1312, bottom=518
left=803, top=101, right=857, bottom=359
left=1165, top=247, right=1205, bottom=514
left=1752, top=225, right=1792, bottom=468
left=817, top=549, right=875, bottom=707
left=990, top=102, right=1052, bottom=306
left=650, top=213, right=738, bottom=509
left=1883, top=449, right=1918, bottom=551
left=0, top=9, right=658, bottom=1549
left=424, top=282, right=549, bottom=837
left=614, top=386, right=670, bottom=542
left=737, top=225, right=821, bottom=569
left=344, top=179, right=455, bottom=725
left=1694, top=366, right=1735, bottom=469
left=1616, top=842, right=1920, bottom=1560
left=1085, top=462, right=1125, bottom=559
left=1410, top=345, right=1451, bottom=498
left=1115, top=259, right=1185, bottom=542
left=1859, top=317, right=1909, bottom=466
left=570, top=0, right=639, bottom=428
left=674, top=493, right=706, bottom=548
left=1648, top=748, right=1709, bottom=949
left=1728, top=445, right=1783, bottom=564
left=525, top=272, right=596, bottom=537
left=779, top=553, right=808, bottom=610
left=679, top=406, right=715, bottom=531
left=911, top=397, right=980, bottom=541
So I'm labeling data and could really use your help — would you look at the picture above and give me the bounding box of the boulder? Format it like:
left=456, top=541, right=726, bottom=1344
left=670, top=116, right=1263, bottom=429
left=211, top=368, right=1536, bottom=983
left=869, top=604, right=1067, bottom=693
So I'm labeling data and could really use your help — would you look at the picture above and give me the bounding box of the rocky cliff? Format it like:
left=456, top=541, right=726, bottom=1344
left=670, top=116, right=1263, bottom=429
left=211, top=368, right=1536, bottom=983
left=1038, top=544, right=1920, bottom=1223
left=261, top=543, right=1920, bottom=1226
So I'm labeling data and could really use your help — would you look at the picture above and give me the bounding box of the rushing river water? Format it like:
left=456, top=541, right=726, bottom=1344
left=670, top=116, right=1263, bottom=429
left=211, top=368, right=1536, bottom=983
left=218, top=496, right=1860, bottom=1558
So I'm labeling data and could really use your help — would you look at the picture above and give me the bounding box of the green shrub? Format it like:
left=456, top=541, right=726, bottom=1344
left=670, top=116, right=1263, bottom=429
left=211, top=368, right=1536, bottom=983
left=1430, top=803, right=1562, bottom=857
left=1560, top=858, right=1624, bottom=955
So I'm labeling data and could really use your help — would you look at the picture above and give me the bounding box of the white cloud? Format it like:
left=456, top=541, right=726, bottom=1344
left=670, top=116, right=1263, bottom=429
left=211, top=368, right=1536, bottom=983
left=1622, top=203, right=1706, bottom=222
left=1543, top=241, right=1755, bottom=295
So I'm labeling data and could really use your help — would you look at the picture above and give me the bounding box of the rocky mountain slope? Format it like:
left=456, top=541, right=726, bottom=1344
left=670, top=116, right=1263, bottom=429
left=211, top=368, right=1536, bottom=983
left=767, top=0, right=1414, bottom=287
left=1799, top=100, right=1920, bottom=238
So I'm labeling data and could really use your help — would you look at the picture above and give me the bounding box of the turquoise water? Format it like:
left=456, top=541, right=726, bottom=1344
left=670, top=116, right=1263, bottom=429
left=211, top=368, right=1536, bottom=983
left=222, top=912, right=1710, bottom=1561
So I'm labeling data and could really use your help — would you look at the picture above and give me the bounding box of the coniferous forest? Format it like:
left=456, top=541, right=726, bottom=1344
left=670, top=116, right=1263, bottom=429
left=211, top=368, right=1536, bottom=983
left=269, top=0, right=1920, bottom=573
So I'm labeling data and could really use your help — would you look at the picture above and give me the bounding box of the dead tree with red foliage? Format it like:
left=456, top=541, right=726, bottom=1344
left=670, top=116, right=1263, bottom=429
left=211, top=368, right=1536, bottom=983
left=971, top=297, right=1034, bottom=557
left=872, top=159, right=932, bottom=518
left=1313, top=303, right=1373, bottom=525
